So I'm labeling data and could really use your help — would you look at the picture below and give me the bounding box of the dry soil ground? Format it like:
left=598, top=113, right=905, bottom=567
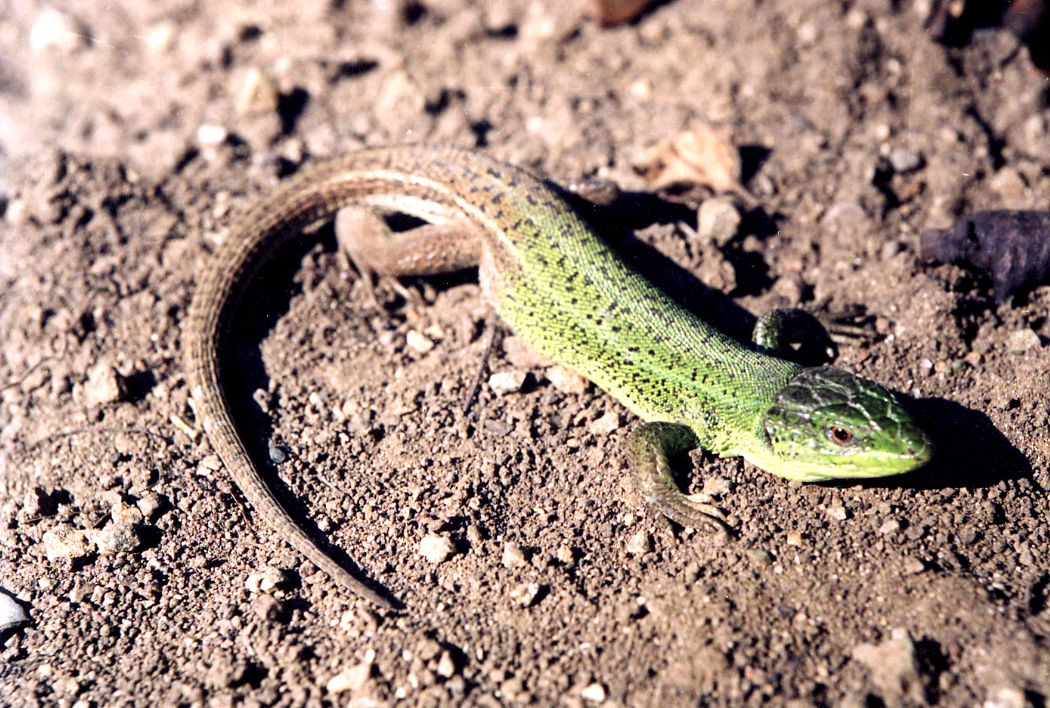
left=1, top=1, right=1049, bottom=707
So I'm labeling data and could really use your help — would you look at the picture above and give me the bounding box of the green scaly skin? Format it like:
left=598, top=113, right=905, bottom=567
left=186, top=145, right=934, bottom=605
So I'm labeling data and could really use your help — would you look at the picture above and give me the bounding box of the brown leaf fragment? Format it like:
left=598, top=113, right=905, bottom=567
left=920, top=210, right=1050, bottom=302
left=635, top=128, right=755, bottom=206
left=590, top=0, right=658, bottom=26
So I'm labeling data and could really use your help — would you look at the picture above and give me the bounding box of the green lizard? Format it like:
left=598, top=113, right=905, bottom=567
left=185, top=145, right=933, bottom=608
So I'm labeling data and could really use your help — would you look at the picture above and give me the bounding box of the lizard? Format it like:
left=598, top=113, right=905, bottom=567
left=184, top=145, right=934, bottom=608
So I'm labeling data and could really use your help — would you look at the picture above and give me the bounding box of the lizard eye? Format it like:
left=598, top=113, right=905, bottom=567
left=828, top=426, right=853, bottom=444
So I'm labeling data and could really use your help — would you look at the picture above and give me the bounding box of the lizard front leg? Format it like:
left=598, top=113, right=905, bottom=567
left=752, top=307, right=837, bottom=364
left=628, top=421, right=732, bottom=531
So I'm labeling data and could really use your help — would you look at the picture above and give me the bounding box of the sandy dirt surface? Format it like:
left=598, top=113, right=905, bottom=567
left=1, top=1, right=1049, bottom=706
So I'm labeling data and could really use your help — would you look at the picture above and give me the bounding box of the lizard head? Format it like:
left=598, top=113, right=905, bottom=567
left=762, top=366, right=933, bottom=481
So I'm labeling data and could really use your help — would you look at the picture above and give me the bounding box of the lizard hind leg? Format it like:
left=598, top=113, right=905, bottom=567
left=628, top=421, right=733, bottom=532
left=333, top=205, right=502, bottom=412
left=335, top=206, right=483, bottom=280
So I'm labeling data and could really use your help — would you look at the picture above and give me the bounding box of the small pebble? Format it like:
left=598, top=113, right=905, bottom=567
left=588, top=411, right=622, bottom=435
left=436, top=651, right=457, bottom=678
left=702, top=476, right=731, bottom=496
left=41, top=527, right=93, bottom=562
left=581, top=683, right=607, bottom=704
left=500, top=676, right=526, bottom=703
left=245, top=574, right=263, bottom=593
left=888, top=147, right=924, bottom=174
left=326, top=661, right=373, bottom=694
left=236, top=67, right=280, bottom=116
left=259, top=566, right=291, bottom=592
left=546, top=365, right=588, bottom=395
left=488, top=370, right=527, bottom=395
left=502, top=541, right=528, bottom=568
left=419, top=534, right=455, bottom=564
left=406, top=330, right=435, bottom=354
left=988, top=168, right=1027, bottom=201
left=418, top=638, right=442, bottom=660
left=21, top=488, right=54, bottom=518
left=826, top=504, right=849, bottom=521
left=68, top=579, right=91, bottom=603
left=89, top=521, right=142, bottom=555
left=994, top=395, right=1020, bottom=411
left=745, top=548, right=774, bottom=565
left=197, top=124, right=228, bottom=147
left=29, top=9, right=89, bottom=52
left=267, top=443, right=287, bottom=464
left=796, top=20, right=819, bottom=46
left=902, top=557, right=926, bottom=575
left=508, top=582, right=541, bottom=607
left=503, top=336, right=553, bottom=368
left=136, top=492, right=163, bottom=521
left=555, top=545, right=575, bottom=564
left=251, top=593, right=283, bottom=622
left=625, top=530, right=652, bottom=556
left=83, top=362, right=125, bottom=406
left=198, top=455, right=223, bottom=476
left=447, top=675, right=467, bottom=695
left=696, top=196, right=741, bottom=246
left=143, top=20, right=177, bottom=54
left=247, top=567, right=291, bottom=593
left=880, top=239, right=904, bottom=261
left=1007, top=328, right=1040, bottom=354
left=109, top=499, right=144, bottom=526
left=984, top=686, right=1026, bottom=708
left=0, top=592, right=29, bottom=631
left=878, top=519, right=901, bottom=535
left=851, top=627, right=923, bottom=703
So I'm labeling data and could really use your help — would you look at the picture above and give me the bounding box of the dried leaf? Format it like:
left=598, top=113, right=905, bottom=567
left=635, top=128, right=754, bottom=205
left=920, top=210, right=1050, bottom=302
left=591, top=0, right=657, bottom=26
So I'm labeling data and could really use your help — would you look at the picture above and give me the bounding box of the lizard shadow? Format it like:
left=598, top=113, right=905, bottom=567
left=220, top=223, right=404, bottom=609
left=562, top=186, right=780, bottom=346
left=868, top=396, right=1031, bottom=491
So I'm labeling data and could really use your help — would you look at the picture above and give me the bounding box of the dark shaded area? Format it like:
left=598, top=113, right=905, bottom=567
left=964, top=105, right=1008, bottom=171
left=1030, top=572, right=1050, bottom=616
left=739, top=144, right=773, bottom=185
left=926, top=0, right=1050, bottom=70
left=424, top=88, right=465, bottom=115
left=335, top=59, right=379, bottom=78
left=915, top=637, right=950, bottom=704
left=219, top=222, right=402, bottom=609
left=470, top=119, right=495, bottom=147
left=277, top=87, right=310, bottom=136
left=895, top=396, right=1029, bottom=490
left=122, top=369, right=157, bottom=403
left=562, top=186, right=783, bottom=345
